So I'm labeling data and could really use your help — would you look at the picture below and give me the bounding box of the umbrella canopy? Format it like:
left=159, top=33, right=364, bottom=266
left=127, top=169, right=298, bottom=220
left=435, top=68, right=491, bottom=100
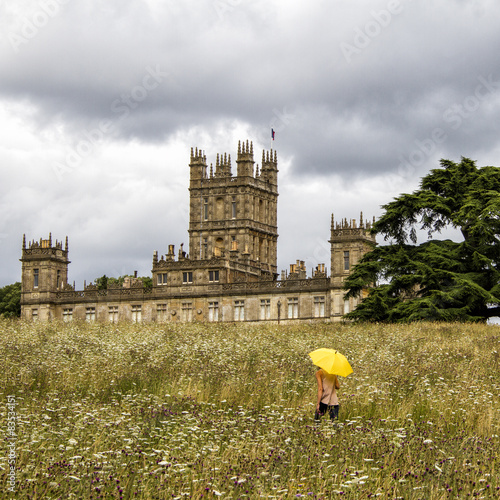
left=308, top=348, right=353, bottom=377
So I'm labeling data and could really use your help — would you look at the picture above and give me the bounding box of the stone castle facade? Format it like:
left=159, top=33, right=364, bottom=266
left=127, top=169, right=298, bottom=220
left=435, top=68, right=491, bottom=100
left=20, top=140, right=376, bottom=323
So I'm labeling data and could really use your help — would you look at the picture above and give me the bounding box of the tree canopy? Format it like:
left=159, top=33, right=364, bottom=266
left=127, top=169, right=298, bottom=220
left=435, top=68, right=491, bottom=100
left=344, top=157, right=500, bottom=322
left=0, top=282, right=21, bottom=318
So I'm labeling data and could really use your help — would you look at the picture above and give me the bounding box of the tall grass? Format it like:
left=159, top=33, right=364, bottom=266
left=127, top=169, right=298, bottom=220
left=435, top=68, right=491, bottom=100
left=1, top=319, right=499, bottom=498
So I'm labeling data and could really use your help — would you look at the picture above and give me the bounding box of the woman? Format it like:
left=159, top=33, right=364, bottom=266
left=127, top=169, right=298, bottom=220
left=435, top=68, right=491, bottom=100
left=314, top=368, right=340, bottom=421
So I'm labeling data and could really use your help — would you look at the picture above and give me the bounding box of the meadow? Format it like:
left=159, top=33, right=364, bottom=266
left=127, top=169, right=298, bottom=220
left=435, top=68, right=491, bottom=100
left=1, top=319, right=499, bottom=499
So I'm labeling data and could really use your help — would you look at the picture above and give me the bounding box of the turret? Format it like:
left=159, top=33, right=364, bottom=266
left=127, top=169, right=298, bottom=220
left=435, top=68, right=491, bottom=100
left=20, top=234, right=71, bottom=321
left=328, top=213, right=376, bottom=319
left=215, top=152, right=232, bottom=177
left=329, top=213, right=376, bottom=286
left=260, top=149, right=278, bottom=186
left=236, top=140, right=254, bottom=177
left=189, top=147, right=207, bottom=186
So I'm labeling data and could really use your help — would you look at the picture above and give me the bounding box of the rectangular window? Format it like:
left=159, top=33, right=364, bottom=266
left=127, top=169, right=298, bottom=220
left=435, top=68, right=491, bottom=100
left=86, top=307, right=96, bottom=322
left=57, top=270, right=61, bottom=288
left=288, top=297, right=299, bottom=319
left=260, top=299, right=271, bottom=320
left=63, top=308, right=73, bottom=322
left=157, top=303, right=168, bottom=322
left=131, top=305, right=142, bottom=323
left=108, top=306, right=118, bottom=323
left=234, top=300, right=245, bottom=321
left=314, top=296, right=325, bottom=318
left=203, top=238, right=208, bottom=259
left=33, top=269, right=39, bottom=288
left=208, top=301, right=219, bottom=322
left=209, top=270, right=219, bottom=283
left=203, top=198, right=208, bottom=220
left=344, top=251, right=350, bottom=271
left=181, top=302, right=193, bottom=322
left=231, top=196, right=236, bottom=219
left=344, top=299, right=350, bottom=315
left=182, top=272, right=193, bottom=284
left=157, top=273, right=168, bottom=285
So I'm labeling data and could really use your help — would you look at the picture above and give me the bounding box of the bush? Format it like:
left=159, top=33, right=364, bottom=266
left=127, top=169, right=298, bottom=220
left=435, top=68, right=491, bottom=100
left=0, top=282, right=21, bottom=318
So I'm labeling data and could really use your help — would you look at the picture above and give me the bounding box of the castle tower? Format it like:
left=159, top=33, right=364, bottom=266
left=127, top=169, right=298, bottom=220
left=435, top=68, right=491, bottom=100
left=188, top=140, right=278, bottom=278
left=20, top=234, right=70, bottom=321
left=329, top=213, right=376, bottom=316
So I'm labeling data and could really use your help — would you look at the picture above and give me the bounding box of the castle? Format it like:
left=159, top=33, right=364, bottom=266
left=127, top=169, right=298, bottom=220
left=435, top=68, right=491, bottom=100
left=20, top=140, right=376, bottom=323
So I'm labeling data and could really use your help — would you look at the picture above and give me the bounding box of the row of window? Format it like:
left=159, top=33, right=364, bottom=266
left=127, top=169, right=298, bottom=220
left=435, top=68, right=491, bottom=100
left=30, top=268, right=222, bottom=290
left=202, top=197, right=270, bottom=222
left=203, top=197, right=238, bottom=220
left=31, top=268, right=63, bottom=289
left=60, top=306, right=146, bottom=323
left=181, top=297, right=324, bottom=322
left=157, top=270, right=219, bottom=285
left=52, top=296, right=327, bottom=323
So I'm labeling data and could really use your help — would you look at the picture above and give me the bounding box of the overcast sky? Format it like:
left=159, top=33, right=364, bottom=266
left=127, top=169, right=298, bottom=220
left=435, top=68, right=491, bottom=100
left=1, top=0, right=500, bottom=287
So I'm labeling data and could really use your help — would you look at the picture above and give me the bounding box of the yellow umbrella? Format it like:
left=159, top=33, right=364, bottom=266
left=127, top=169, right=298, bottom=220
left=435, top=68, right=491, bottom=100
left=308, top=348, right=353, bottom=377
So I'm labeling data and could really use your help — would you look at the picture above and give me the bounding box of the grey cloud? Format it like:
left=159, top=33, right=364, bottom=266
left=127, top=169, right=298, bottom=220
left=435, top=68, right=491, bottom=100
left=2, top=0, right=500, bottom=285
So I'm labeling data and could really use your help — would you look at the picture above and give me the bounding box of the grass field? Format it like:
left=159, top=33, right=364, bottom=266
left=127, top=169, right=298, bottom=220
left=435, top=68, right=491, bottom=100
left=1, top=319, right=499, bottom=499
